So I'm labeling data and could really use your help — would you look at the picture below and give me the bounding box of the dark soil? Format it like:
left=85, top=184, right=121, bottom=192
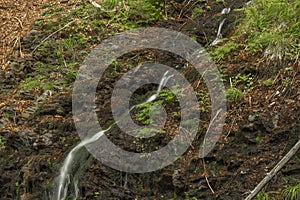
left=0, top=0, right=299, bottom=200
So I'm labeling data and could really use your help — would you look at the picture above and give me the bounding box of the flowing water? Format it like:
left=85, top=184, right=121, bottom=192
left=211, top=8, right=231, bottom=46
left=51, top=70, right=173, bottom=200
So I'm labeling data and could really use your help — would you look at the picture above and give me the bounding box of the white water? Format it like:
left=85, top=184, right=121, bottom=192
left=52, top=70, right=173, bottom=200
left=211, top=18, right=226, bottom=46
left=211, top=8, right=231, bottom=46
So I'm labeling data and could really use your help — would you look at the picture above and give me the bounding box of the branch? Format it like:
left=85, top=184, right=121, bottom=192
left=245, top=138, right=300, bottom=200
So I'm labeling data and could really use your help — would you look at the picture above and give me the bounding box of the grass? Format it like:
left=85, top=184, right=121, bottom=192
left=0, top=136, right=6, bottom=148
left=23, top=0, right=164, bottom=93
left=282, top=183, right=300, bottom=200
left=254, top=191, right=275, bottom=200
left=226, top=88, right=243, bottom=103
left=241, top=0, right=299, bottom=60
left=213, top=0, right=299, bottom=64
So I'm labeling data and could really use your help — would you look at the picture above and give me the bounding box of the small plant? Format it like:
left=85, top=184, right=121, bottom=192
left=138, top=127, right=165, bottom=136
left=255, top=130, right=263, bottom=143
left=211, top=42, right=242, bottom=60
left=254, top=191, right=275, bottom=200
left=282, top=183, right=300, bottom=200
left=216, top=0, right=225, bottom=4
left=192, top=5, right=204, bottom=19
left=226, top=88, right=243, bottom=103
left=135, top=101, right=160, bottom=125
left=184, top=192, right=198, bottom=200
left=94, top=191, right=100, bottom=197
left=0, top=136, right=6, bottom=147
left=104, top=0, right=163, bottom=30
left=19, top=75, right=44, bottom=91
left=234, top=73, right=254, bottom=90
left=263, top=78, right=274, bottom=87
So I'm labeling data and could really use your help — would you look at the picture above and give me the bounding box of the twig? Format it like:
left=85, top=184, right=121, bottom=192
left=202, top=158, right=215, bottom=194
left=31, top=19, right=79, bottom=54
left=225, top=117, right=236, bottom=139
left=18, top=37, right=23, bottom=58
left=245, top=138, right=300, bottom=200
left=13, top=17, right=23, bottom=29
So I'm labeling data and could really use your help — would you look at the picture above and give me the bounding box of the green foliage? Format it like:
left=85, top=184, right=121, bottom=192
left=263, top=78, right=274, bottom=87
left=232, top=73, right=254, bottom=90
left=254, top=191, right=275, bottom=200
left=196, top=90, right=210, bottom=113
left=237, top=0, right=299, bottom=61
left=282, top=183, right=300, bottom=200
left=184, top=192, right=198, bottom=200
left=0, top=136, right=6, bottom=147
left=192, top=5, right=204, bottom=19
left=41, top=5, right=65, bottom=18
left=103, top=0, right=163, bottom=30
left=19, top=75, right=45, bottom=91
left=255, top=130, right=263, bottom=143
left=135, top=101, right=163, bottom=125
left=138, top=127, right=165, bottom=136
left=212, top=42, right=242, bottom=60
left=134, top=86, right=181, bottom=137
left=226, top=88, right=243, bottom=103
left=216, top=0, right=225, bottom=3
left=225, top=73, right=253, bottom=103
left=159, top=88, right=177, bottom=101
left=94, top=191, right=100, bottom=197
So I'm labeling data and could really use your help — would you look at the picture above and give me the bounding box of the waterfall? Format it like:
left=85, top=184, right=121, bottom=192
left=211, top=7, right=231, bottom=46
left=51, top=70, right=173, bottom=200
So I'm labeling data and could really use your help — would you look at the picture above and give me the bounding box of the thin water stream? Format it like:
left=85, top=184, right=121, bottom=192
left=211, top=7, right=231, bottom=46
left=51, top=71, right=173, bottom=200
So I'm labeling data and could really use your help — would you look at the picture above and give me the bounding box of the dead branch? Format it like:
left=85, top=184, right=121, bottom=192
left=202, top=158, right=215, bottom=194
left=245, top=138, right=300, bottom=200
left=13, top=17, right=23, bottom=29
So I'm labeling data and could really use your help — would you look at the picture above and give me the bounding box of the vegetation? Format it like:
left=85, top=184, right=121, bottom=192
left=239, top=0, right=299, bottom=62
left=282, top=183, right=300, bottom=200
left=215, top=0, right=299, bottom=63
left=1, top=0, right=299, bottom=199
left=254, top=191, right=275, bottom=200
left=0, top=136, right=6, bottom=148
left=226, top=87, right=243, bottom=103
left=18, top=0, right=164, bottom=92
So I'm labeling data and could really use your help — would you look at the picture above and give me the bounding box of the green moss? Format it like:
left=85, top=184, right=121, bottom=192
left=238, top=0, right=299, bottom=61
left=263, top=78, right=274, bottom=87
left=212, top=42, right=243, bottom=60
left=192, top=5, right=204, bottom=19
left=226, top=88, right=244, bottom=103
left=0, top=136, right=6, bottom=147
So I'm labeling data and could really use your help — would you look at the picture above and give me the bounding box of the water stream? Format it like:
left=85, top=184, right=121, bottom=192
left=211, top=7, right=231, bottom=46
left=51, top=70, right=173, bottom=200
